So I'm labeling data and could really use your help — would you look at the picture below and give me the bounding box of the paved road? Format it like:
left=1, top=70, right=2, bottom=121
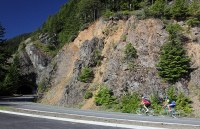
left=0, top=96, right=200, bottom=128
left=0, top=112, right=127, bottom=129
left=6, top=102, right=200, bottom=126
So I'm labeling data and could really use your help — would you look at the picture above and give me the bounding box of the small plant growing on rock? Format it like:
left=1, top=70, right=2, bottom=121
left=121, top=35, right=127, bottom=42
left=78, top=67, right=94, bottom=83
left=124, top=43, right=137, bottom=61
left=128, top=61, right=135, bottom=71
left=95, top=86, right=117, bottom=108
left=186, top=18, right=200, bottom=27
left=93, top=49, right=102, bottom=66
left=84, top=91, right=93, bottom=99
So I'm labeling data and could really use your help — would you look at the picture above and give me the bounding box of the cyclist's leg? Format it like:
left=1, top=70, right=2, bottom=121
left=144, top=104, right=150, bottom=112
left=167, top=104, right=172, bottom=112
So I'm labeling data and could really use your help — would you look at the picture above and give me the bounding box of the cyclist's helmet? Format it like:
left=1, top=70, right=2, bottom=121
left=142, top=96, right=146, bottom=99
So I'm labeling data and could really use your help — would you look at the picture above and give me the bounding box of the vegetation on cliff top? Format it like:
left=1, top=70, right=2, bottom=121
left=40, top=0, right=200, bottom=50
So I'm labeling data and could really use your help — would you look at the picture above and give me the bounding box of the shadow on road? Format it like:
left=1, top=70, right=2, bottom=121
left=0, top=95, right=37, bottom=102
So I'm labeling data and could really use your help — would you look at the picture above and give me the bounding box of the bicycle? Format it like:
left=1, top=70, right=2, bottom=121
left=159, top=106, right=180, bottom=118
left=136, top=106, right=155, bottom=116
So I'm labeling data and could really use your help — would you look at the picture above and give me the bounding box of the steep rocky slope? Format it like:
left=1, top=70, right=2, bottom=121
left=18, top=16, right=200, bottom=115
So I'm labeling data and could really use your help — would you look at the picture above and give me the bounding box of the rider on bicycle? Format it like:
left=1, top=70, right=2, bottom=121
left=141, top=96, right=151, bottom=113
left=163, top=96, right=176, bottom=112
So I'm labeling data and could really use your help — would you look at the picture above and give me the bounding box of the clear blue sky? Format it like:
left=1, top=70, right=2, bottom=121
left=0, top=0, right=68, bottom=39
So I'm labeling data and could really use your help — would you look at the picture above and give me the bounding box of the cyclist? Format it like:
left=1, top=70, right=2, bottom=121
left=163, top=96, right=176, bottom=112
left=141, top=96, right=151, bottom=113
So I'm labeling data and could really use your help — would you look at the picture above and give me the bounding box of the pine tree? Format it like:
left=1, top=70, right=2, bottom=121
left=0, top=23, right=6, bottom=43
left=2, top=56, right=20, bottom=95
left=0, top=23, right=7, bottom=95
left=0, top=23, right=6, bottom=81
left=170, top=0, right=189, bottom=20
left=157, top=24, right=190, bottom=84
left=149, top=0, right=166, bottom=18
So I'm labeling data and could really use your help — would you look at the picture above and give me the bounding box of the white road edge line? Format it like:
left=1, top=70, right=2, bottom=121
left=15, top=108, right=200, bottom=127
left=0, top=110, right=166, bottom=129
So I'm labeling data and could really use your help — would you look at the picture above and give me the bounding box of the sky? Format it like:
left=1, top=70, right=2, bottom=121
left=0, top=0, right=68, bottom=39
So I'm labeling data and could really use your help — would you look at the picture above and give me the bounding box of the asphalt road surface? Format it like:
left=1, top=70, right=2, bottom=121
left=0, top=96, right=200, bottom=129
left=0, top=112, right=127, bottom=129
left=6, top=101, right=199, bottom=126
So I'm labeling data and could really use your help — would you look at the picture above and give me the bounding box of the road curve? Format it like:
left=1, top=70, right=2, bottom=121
left=0, top=98, right=200, bottom=129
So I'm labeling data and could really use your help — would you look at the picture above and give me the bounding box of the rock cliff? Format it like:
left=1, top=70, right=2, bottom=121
left=18, top=17, right=200, bottom=112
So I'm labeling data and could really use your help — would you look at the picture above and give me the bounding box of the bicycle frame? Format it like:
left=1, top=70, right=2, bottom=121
left=160, top=106, right=179, bottom=118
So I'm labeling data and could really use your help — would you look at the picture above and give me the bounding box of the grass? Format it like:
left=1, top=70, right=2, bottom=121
left=0, top=106, right=9, bottom=110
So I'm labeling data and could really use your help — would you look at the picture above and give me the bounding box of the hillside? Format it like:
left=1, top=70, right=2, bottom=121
left=0, top=0, right=200, bottom=117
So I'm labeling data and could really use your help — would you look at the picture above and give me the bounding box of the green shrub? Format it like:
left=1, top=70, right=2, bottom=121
left=176, top=92, right=193, bottom=116
left=119, top=93, right=140, bottom=113
left=102, top=10, right=115, bottom=19
left=149, top=0, right=166, bottom=18
left=78, top=67, right=94, bottom=83
left=186, top=18, right=200, bottom=27
left=37, top=79, right=46, bottom=93
left=164, top=87, right=193, bottom=116
left=93, top=49, right=102, bottom=66
left=121, top=35, right=127, bottom=42
left=134, top=9, right=147, bottom=20
left=150, top=92, right=162, bottom=114
left=128, top=61, right=135, bottom=71
left=188, top=0, right=200, bottom=18
left=94, top=86, right=117, bottom=108
left=166, top=23, right=182, bottom=38
left=124, top=43, right=137, bottom=60
left=170, top=0, right=189, bottom=20
left=166, top=86, right=177, bottom=101
left=33, top=40, right=57, bottom=57
left=84, top=91, right=93, bottom=99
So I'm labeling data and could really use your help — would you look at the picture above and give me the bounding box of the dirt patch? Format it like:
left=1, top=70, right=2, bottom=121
left=185, top=43, right=200, bottom=67
left=41, top=43, right=79, bottom=105
left=188, top=84, right=200, bottom=118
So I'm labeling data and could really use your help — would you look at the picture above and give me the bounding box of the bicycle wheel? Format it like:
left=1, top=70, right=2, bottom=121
left=159, top=109, right=168, bottom=117
left=171, top=110, right=180, bottom=118
left=147, top=108, right=155, bottom=116
left=136, top=108, right=142, bottom=115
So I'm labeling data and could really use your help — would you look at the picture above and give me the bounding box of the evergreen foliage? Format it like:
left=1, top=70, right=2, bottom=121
left=37, top=0, right=199, bottom=57
left=188, top=0, right=200, bottom=18
left=150, top=92, right=162, bottom=113
left=149, top=0, right=166, bottom=18
left=84, top=91, right=93, bottom=99
left=1, top=56, right=20, bottom=95
left=170, top=0, right=189, bottom=20
left=166, top=86, right=177, bottom=101
left=94, top=86, right=117, bottom=108
left=124, top=43, right=137, bottom=60
left=186, top=18, right=200, bottom=27
left=165, top=86, right=193, bottom=115
left=157, top=24, right=190, bottom=84
left=119, top=93, right=140, bottom=113
left=0, top=23, right=6, bottom=43
left=78, top=67, right=94, bottom=83
left=176, top=92, right=192, bottom=115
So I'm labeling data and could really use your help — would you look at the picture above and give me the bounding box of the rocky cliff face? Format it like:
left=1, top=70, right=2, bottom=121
left=102, top=17, right=168, bottom=97
left=18, top=16, right=200, bottom=110
left=39, top=17, right=170, bottom=107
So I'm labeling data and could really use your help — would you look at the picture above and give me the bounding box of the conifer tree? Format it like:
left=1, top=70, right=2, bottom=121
left=157, top=24, right=190, bottom=84
left=0, top=23, right=5, bottom=43
left=0, top=23, right=6, bottom=80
